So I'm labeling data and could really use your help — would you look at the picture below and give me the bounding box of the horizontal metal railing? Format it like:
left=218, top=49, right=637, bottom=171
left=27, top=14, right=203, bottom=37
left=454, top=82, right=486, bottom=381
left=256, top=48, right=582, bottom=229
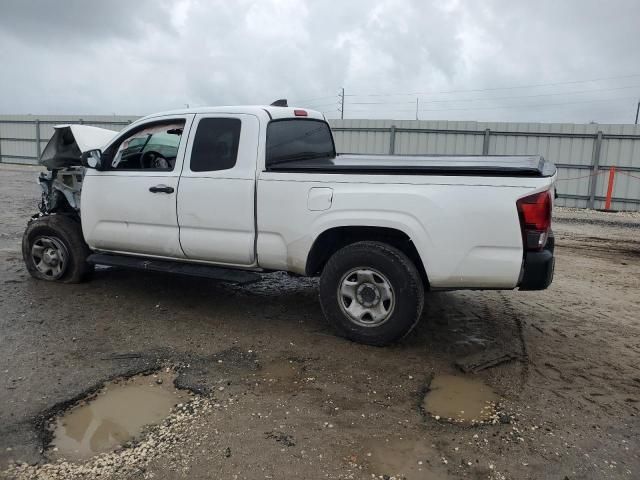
left=2, top=117, right=639, bottom=210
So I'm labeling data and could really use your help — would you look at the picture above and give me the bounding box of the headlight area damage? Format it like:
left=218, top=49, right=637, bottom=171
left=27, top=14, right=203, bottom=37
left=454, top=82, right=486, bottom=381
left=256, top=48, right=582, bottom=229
left=38, top=125, right=116, bottom=214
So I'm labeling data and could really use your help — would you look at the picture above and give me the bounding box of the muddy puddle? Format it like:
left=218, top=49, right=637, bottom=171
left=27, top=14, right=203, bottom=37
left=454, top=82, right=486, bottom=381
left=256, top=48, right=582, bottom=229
left=422, top=374, right=499, bottom=423
left=362, top=438, right=448, bottom=480
left=257, top=358, right=304, bottom=392
left=49, top=370, right=191, bottom=461
left=261, top=359, right=300, bottom=381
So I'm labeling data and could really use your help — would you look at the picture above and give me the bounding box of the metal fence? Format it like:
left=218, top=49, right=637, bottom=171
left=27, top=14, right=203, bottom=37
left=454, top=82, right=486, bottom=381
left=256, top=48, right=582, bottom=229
left=330, top=119, right=640, bottom=212
left=1, top=115, right=639, bottom=211
left=0, top=115, right=134, bottom=166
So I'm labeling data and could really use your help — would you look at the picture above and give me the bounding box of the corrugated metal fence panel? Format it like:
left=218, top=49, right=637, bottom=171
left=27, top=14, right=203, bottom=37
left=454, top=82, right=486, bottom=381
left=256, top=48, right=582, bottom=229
left=483, top=122, right=601, bottom=209
left=487, top=122, right=597, bottom=162
left=395, top=120, right=484, bottom=155
left=328, top=119, right=640, bottom=212
left=2, top=115, right=640, bottom=211
left=0, top=115, right=137, bottom=165
left=597, top=124, right=640, bottom=211
left=329, top=119, right=392, bottom=154
left=0, top=118, right=38, bottom=164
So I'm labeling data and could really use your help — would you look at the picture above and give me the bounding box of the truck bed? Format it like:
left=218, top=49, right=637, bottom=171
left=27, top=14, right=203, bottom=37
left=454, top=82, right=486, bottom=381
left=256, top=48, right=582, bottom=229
left=267, top=154, right=556, bottom=178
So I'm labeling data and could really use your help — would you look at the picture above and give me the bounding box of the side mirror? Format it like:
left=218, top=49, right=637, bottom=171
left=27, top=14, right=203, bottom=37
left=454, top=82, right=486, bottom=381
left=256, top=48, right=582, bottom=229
left=81, top=149, right=103, bottom=170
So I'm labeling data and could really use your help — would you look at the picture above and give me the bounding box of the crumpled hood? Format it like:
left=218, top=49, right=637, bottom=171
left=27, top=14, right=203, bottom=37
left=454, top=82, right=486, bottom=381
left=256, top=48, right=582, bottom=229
left=40, top=125, right=117, bottom=169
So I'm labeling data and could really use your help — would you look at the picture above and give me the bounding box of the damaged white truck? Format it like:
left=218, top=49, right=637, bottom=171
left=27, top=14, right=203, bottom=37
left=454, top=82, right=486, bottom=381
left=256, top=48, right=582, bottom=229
left=23, top=104, right=556, bottom=345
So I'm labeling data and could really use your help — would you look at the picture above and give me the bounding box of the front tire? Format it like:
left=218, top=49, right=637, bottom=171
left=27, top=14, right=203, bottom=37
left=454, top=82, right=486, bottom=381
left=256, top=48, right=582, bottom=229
left=22, top=215, right=93, bottom=283
left=319, top=241, right=424, bottom=346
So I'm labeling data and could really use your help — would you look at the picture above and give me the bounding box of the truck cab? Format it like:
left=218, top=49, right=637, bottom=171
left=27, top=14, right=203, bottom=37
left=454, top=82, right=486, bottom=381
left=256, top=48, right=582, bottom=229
left=81, top=107, right=309, bottom=265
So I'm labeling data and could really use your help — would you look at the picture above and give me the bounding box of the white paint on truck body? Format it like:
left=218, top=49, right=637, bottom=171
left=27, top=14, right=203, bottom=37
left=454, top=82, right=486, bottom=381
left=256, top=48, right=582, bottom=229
left=256, top=171, right=550, bottom=287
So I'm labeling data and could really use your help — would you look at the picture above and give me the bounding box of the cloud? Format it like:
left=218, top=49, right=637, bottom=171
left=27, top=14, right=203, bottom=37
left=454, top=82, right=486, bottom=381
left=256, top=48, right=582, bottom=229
left=0, top=0, right=176, bottom=44
left=0, top=0, right=639, bottom=123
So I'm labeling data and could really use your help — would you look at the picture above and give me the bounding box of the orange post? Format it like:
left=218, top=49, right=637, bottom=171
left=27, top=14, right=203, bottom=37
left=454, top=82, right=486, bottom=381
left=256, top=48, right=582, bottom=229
left=604, top=166, right=616, bottom=210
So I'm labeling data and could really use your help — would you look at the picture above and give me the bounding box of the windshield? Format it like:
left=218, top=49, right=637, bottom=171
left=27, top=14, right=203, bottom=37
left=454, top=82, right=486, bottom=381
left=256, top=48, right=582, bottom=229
left=266, top=119, right=335, bottom=167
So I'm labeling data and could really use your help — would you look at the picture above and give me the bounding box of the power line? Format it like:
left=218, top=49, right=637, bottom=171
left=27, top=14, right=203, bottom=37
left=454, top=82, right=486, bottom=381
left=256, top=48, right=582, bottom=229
left=346, top=96, right=637, bottom=114
left=293, top=73, right=640, bottom=108
left=303, top=102, right=340, bottom=109
left=342, top=73, right=640, bottom=98
left=347, top=84, right=640, bottom=106
left=290, top=94, right=337, bottom=103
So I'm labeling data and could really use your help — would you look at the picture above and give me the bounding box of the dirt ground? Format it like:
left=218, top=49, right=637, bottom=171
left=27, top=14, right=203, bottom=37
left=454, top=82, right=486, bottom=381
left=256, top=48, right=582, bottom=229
left=0, top=163, right=638, bottom=479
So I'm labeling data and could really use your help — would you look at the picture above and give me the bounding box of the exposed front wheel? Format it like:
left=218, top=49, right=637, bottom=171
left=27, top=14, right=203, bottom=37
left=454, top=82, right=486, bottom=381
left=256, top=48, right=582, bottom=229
left=22, top=215, right=93, bottom=283
left=319, top=241, right=424, bottom=346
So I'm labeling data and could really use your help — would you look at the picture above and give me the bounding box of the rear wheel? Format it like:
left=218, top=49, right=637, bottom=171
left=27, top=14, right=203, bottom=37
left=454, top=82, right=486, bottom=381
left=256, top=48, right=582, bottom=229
left=22, top=215, right=93, bottom=283
left=319, top=241, right=424, bottom=346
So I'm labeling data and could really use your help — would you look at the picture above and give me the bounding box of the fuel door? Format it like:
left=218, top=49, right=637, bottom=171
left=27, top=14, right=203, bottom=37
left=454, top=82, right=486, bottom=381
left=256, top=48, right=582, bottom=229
left=307, top=187, right=333, bottom=211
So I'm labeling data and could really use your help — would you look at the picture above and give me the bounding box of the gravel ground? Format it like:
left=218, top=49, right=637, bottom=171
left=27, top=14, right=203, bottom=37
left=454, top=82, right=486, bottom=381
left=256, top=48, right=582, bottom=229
left=0, top=164, right=638, bottom=480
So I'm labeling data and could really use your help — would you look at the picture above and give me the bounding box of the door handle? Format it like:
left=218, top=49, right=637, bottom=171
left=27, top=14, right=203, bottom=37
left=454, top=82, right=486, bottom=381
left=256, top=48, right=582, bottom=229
left=149, top=185, right=174, bottom=194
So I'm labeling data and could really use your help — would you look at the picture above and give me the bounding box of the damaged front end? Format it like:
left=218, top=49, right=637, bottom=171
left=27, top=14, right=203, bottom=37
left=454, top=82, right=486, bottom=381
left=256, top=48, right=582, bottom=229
left=37, top=125, right=116, bottom=215
left=37, top=167, right=85, bottom=214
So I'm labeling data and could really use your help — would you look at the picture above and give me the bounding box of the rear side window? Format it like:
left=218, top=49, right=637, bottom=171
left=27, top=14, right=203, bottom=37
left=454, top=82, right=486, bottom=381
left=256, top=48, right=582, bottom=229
left=266, top=119, right=335, bottom=167
left=190, top=118, right=241, bottom=172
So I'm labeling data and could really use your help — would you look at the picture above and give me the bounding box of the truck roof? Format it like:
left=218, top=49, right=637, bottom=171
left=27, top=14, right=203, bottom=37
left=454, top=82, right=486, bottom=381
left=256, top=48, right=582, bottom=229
left=139, top=105, right=325, bottom=123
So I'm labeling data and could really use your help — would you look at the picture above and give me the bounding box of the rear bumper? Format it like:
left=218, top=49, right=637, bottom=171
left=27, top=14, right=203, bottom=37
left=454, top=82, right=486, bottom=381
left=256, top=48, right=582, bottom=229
left=518, top=233, right=555, bottom=291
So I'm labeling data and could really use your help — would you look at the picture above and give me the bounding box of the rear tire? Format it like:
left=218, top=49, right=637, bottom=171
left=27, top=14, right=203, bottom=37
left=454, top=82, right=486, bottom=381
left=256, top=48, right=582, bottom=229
left=319, top=241, right=424, bottom=346
left=22, top=215, right=93, bottom=283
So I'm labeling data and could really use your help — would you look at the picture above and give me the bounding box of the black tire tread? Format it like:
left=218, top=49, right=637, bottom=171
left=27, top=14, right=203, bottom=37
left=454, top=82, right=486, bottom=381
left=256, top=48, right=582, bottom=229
left=22, top=215, right=93, bottom=283
left=319, top=241, right=424, bottom=346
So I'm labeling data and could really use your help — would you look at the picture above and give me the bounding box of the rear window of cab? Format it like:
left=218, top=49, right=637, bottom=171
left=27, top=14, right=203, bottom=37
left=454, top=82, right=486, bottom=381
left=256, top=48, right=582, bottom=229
left=266, top=119, right=335, bottom=167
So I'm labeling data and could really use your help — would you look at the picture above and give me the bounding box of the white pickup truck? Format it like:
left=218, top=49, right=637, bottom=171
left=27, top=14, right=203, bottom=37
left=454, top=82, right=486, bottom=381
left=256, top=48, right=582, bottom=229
left=23, top=104, right=556, bottom=345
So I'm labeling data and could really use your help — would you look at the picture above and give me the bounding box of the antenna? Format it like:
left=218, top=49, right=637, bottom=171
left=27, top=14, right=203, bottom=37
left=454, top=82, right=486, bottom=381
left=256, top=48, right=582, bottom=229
left=270, top=99, right=288, bottom=107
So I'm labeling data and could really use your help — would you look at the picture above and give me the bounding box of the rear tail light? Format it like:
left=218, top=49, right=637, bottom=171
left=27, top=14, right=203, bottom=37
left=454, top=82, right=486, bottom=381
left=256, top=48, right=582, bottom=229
left=517, top=190, right=552, bottom=251
left=294, top=109, right=308, bottom=116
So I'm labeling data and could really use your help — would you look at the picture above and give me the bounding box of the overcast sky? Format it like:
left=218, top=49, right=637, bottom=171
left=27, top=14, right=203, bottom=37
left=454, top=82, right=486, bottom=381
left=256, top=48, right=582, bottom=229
left=1, top=0, right=639, bottom=123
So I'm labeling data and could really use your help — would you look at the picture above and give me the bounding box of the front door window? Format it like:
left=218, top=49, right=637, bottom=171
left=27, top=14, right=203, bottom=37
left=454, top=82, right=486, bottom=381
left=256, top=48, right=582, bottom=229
left=110, top=121, right=185, bottom=171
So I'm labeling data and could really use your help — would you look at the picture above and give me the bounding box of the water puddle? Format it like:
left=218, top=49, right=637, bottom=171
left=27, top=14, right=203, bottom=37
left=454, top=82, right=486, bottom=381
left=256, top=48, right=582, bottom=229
left=360, top=438, right=448, bottom=480
left=257, top=358, right=305, bottom=392
left=49, top=370, right=190, bottom=461
left=422, top=374, right=499, bottom=424
left=261, top=359, right=299, bottom=381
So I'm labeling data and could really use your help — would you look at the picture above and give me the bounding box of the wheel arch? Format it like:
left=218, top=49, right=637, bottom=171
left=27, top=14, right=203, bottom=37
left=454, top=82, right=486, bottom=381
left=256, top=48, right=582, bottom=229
left=305, top=225, right=430, bottom=288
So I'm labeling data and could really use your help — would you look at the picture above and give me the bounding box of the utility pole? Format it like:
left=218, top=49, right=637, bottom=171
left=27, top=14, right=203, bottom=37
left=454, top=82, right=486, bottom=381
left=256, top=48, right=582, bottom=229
left=635, top=99, right=640, bottom=125
left=415, top=98, right=419, bottom=120
left=339, top=87, right=345, bottom=119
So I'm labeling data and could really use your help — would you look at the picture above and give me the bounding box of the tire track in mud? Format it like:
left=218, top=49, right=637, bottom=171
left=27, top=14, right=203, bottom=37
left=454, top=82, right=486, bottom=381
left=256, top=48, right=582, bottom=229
left=557, top=236, right=640, bottom=256
left=496, top=292, right=530, bottom=392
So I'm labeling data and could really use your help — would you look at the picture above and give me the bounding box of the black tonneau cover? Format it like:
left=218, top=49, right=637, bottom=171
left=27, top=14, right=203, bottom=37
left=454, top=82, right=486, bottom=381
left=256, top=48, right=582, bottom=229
left=268, top=154, right=556, bottom=177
